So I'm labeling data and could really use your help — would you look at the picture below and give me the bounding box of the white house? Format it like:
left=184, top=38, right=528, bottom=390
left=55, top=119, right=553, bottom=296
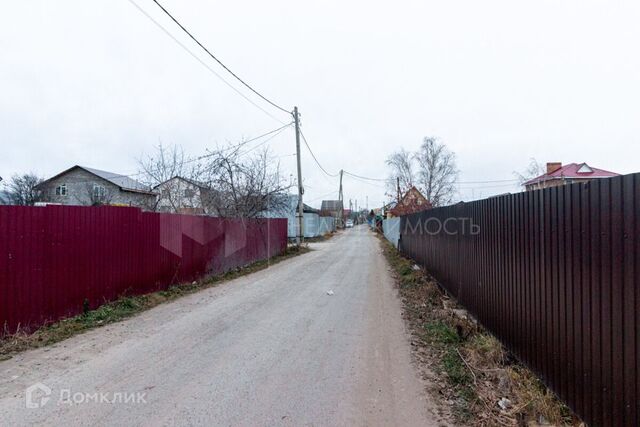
left=154, top=176, right=216, bottom=215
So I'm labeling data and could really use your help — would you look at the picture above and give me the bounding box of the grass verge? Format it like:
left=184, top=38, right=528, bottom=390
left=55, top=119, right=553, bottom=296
left=379, top=236, right=580, bottom=426
left=0, top=244, right=310, bottom=361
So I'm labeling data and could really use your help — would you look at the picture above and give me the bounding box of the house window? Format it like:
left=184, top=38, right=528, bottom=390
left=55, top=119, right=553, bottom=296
left=55, top=184, right=67, bottom=196
left=93, top=185, right=106, bottom=199
left=184, top=189, right=195, bottom=198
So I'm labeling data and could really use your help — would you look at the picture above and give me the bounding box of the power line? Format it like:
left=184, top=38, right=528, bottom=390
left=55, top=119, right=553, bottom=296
left=295, top=129, right=517, bottom=189
left=146, top=122, right=292, bottom=172
left=148, top=0, right=291, bottom=115
left=298, top=130, right=340, bottom=177
left=219, top=122, right=293, bottom=155
left=342, top=171, right=386, bottom=182
left=307, top=190, right=338, bottom=203
left=127, top=0, right=286, bottom=124
left=343, top=173, right=387, bottom=189
left=48, top=123, right=293, bottom=186
left=343, top=171, right=519, bottom=185
left=235, top=124, right=293, bottom=157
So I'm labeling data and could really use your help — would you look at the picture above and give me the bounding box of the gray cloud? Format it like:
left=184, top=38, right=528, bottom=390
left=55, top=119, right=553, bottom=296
left=2, top=0, right=639, bottom=207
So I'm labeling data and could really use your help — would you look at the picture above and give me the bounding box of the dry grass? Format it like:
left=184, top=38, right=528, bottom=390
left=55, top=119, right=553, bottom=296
left=301, top=231, right=338, bottom=243
left=379, top=236, right=581, bottom=426
left=0, top=244, right=310, bottom=361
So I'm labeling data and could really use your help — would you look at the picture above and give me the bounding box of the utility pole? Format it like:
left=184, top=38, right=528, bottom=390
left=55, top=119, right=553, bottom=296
left=294, top=106, right=304, bottom=245
left=338, top=169, right=344, bottom=227
left=355, top=199, right=358, bottom=223
left=396, top=177, right=401, bottom=204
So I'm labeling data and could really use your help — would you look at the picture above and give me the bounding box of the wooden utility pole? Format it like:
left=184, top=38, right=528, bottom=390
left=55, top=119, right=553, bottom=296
left=396, top=176, right=401, bottom=204
left=338, top=169, right=344, bottom=227
left=355, top=199, right=358, bottom=223
left=294, top=106, right=304, bottom=245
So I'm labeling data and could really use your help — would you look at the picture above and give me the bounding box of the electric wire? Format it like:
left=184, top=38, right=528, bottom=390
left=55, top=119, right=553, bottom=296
left=148, top=0, right=291, bottom=115
left=127, top=0, right=286, bottom=124
left=343, top=171, right=518, bottom=185
left=43, top=123, right=293, bottom=188
left=235, top=124, right=292, bottom=157
left=342, top=171, right=386, bottom=182
left=217, top=122, right=293, bottom=155
left=343, top=173, right=387, bottom=189
left=298, top=130, right=340, bottom=178
left=307, top=190, right=339, bottom=203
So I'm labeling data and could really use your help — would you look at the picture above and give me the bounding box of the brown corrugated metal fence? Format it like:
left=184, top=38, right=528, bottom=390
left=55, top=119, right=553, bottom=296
left=399, top=174, right=639, bottom=427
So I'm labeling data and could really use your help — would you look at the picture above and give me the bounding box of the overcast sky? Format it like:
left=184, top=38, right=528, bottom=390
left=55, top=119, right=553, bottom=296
left=2, top=0, right=639, bottom=208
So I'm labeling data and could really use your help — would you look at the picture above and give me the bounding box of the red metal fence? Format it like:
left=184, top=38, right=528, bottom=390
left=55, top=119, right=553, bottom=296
left=0, top=205, right=287, bottom=334
left=400, top=173, right=639, bottom=427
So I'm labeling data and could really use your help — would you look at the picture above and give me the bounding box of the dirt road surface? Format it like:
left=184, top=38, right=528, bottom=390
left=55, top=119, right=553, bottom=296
left=0, top=226, right=441, bottom=426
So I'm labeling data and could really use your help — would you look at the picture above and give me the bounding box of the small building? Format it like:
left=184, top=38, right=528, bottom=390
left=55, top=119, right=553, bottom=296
left=36, top=165, right=156, bottom=209
left=387, top=186, right=432, bottom=217
left=154, top=176, right=217, bottom=215
left=320, top=200, right=344, bottom=227
left=263, top=194, right=333, bottom=238
left=524, top=162, right=620, bottom=191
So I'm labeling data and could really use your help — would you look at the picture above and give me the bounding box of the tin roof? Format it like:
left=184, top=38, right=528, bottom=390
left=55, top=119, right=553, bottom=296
left=320, top=200, right=343, bottom=211
left=38, top=165, right=154, bottom=194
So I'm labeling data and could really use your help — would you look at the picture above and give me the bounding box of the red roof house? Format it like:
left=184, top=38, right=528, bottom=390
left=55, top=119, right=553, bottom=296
left=388, top=186, right=433, bottom=217
left=524, top=162, right=620, bottom=191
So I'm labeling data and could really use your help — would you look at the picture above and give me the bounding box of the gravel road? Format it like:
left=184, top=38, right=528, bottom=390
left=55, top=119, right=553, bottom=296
left=0, top=225, right=441, bottom=426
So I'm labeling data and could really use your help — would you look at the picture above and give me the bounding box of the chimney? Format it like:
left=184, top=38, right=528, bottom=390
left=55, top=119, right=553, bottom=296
left=546, top=162, right=562, bottom=174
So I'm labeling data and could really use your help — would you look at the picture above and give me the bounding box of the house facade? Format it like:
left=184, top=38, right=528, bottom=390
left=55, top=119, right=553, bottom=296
left=154, top=176, right=216, bottom=215
left=524, top=162, right=620, bottom=191
left=320, top=200, right=344, bottom=227
left=36, top=166, right=156, bottom=209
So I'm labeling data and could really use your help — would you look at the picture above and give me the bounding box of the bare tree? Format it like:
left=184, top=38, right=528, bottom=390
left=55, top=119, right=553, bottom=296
left=385, top=148, right=415, bottom=200
left=5, top=173, right=43, bottom=205
left=198, top=147, right=291, bottom=218
left=83, top=182, right=114, bottom=206
left=513, top=157, right=545, bottom=186
left=138, top=143, right=198, bottom=212
left=139, top=143, right=189, bottom=184
left=413, top=137, right=459, bottom=207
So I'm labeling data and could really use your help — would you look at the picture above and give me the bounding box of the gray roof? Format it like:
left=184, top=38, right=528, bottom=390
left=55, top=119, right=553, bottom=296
left=81, top=166, right=151, bottom=193
left=260, top=194, right=318, bottom=219
left=283, top=194, right=318, bottom=213
left=321, top=200, right=343, bottom=211
left=38, top=165, right=153, bottom=194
